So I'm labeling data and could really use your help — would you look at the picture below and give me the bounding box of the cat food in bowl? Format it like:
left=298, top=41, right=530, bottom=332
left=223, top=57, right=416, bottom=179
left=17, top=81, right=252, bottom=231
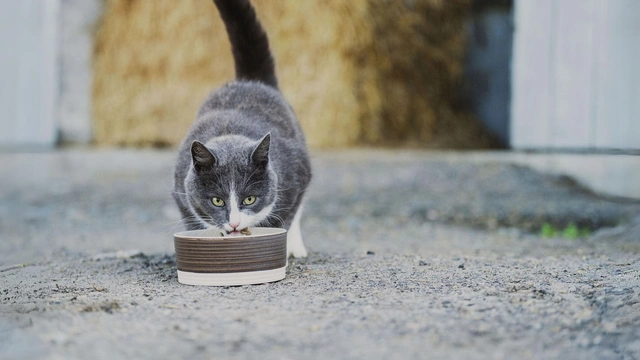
left=173, top=227, right=287, bottom=286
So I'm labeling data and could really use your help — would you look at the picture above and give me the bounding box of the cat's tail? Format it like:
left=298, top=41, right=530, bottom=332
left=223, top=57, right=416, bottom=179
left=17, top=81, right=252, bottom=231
left=212, top=0, right=278, bottom=89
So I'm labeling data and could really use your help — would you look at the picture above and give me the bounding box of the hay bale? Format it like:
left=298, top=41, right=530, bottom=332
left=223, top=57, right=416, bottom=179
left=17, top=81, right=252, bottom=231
left=93, top=0, right=495, bottom=148
left=93, top=0, right=227, bottom=147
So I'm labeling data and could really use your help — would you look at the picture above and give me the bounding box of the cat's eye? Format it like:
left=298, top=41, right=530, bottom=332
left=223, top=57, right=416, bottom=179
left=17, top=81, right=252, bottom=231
left=243, top=196, right=256, bottom=205
left=211, top=197, right=225, bottom=207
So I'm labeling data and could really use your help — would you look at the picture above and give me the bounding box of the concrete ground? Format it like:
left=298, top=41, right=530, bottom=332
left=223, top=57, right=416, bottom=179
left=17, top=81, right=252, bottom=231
left=1, top=149, right=639, bottom=359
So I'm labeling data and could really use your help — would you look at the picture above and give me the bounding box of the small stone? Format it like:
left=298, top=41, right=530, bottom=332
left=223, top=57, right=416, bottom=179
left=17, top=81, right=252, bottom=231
left=419, top=260, right=428, bottom=266
left=405, top=322, right=420, bottom=331
left=92, top=249, right=143, bottom=261
left=458, top=264, right=465, bottom=269
left=51, top=332, right=69, bottom=346
left=593, top=335, right=602, bottom=345
left=602, top=321, right=617, bottom=332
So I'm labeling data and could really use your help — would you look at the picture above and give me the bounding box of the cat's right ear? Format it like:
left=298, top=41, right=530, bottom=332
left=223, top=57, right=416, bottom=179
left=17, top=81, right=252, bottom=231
left=250, top=133, right=271, bottom=168
left=191, top=141, right=216, bottom=172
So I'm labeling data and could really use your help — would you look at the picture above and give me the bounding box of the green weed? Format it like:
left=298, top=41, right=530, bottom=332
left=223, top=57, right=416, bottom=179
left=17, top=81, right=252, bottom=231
left=540, top=222, right=591, bottom=239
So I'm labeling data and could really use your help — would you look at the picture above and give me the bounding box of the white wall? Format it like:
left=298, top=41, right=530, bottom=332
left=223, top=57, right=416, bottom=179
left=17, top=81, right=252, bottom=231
left=58, top=0, right=103, bottom=144
left=0, top=0, right=60, bottom=149
left=511, top=0, right=640, bottom=151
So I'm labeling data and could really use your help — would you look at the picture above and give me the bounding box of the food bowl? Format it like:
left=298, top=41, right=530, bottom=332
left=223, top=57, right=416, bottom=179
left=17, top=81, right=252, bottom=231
left=174, top=227, right=287, bottom=286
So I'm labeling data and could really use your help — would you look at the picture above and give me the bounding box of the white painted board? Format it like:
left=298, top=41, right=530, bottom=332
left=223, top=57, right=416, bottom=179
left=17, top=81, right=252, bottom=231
left=592, top=0, right=640, bottom=150
left=58, top=0, right=102, bottom=144
left=511, top=0, right=640, bottom=151
left=510, top=0, right=554, bottom=148
left=552, top=0, right=594, bottom=148
left=0, top=0, right=60, bottom=150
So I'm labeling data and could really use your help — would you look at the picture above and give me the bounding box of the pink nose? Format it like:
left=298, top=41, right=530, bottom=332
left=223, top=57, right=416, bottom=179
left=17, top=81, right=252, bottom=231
left=229, top=222, right=240, bottom=230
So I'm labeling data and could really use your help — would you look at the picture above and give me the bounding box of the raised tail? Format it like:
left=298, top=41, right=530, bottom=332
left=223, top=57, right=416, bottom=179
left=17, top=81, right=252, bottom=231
left=212, top=0, right=278, bottom=88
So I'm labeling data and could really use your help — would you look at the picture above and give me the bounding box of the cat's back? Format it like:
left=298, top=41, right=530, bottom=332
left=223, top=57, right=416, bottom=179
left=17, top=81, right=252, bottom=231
left=191, top=81, right=304, bottom=141
left=198, top=81, right=282, bottom=115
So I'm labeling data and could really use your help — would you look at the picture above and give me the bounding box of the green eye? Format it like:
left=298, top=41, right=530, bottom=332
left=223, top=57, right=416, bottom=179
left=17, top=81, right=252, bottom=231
left=243, top=196, right=256, bottom=205
left=212, top=197, right=225, bottom=207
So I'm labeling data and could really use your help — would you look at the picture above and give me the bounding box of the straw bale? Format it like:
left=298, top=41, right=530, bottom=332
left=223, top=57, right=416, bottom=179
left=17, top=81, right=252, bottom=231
left=93, top=0, right=495, bottom=148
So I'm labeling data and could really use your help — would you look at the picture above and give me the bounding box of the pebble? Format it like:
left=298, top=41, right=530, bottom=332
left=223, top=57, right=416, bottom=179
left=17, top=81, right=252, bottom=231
left=92, top=249, right=143, bottom=261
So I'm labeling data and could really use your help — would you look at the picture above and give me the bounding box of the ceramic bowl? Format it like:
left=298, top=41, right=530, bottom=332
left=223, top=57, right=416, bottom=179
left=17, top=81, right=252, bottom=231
left=174, top=227, right=287, bottom=286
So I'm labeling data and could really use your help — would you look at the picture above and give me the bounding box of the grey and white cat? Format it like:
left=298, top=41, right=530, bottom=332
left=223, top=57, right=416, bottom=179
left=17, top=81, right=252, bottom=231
left=172, top=0, right=311, bottom=258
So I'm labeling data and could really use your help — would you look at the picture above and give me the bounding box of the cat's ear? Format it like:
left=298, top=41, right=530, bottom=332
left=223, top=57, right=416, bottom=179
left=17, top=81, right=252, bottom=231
left=250, top=133, right=271, bottom=167
left=191, top=141, right=216, bottom=171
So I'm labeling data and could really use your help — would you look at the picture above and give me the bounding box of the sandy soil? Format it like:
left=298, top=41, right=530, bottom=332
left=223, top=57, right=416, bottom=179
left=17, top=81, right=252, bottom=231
left=1, top=150, right=639, bottom=359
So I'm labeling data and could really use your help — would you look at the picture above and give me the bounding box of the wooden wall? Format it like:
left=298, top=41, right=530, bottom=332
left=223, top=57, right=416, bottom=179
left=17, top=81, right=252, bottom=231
left=511, top=0, right=640, bottom=151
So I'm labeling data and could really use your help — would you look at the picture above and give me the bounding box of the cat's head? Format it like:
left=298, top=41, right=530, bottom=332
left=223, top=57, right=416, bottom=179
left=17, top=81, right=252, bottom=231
left=184, top=133, right=277, bottom=233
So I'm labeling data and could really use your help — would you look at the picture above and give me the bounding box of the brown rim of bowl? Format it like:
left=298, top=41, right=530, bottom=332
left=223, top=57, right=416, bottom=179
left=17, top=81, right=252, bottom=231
left=174, top=227, right=287, bottom=239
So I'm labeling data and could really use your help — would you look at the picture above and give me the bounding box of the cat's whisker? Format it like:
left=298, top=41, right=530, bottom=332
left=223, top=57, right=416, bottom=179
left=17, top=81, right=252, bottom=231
left=275, top=186, right=295, bottom=193
left=213, top=173, right=224, bottom=188
left=171, top=191, right=191, bottom=196
left=242, top=168, right=262, bottom=189
left=172, top=191, right=196, bottom=201
left=160, top=211, right=217, bottom=233
left=269, top=204, right=297, bottom=212
left=161, top=219, right=190, bottom=229
left=243, top=179, right=265, bottom=191
left=162, top=217, right=204, bottom=234
left=265, top=212, right=286, bottom=227
left=163, top=213, right=199, bottom=224
left=161, top=218, right=192, bottom=230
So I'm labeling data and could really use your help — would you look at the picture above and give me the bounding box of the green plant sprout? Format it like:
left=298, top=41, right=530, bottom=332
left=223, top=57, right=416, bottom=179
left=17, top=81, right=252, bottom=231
left=540, top=222, right=591, bottom=239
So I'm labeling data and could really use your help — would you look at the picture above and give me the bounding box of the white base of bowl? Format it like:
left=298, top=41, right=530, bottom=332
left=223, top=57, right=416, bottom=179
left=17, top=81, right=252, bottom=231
left=177, top=266, right=286, bottom=286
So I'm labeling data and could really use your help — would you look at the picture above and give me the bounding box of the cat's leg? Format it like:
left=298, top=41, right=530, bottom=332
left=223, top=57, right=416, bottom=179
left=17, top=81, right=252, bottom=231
left=287, top=204, right=307, bottom=258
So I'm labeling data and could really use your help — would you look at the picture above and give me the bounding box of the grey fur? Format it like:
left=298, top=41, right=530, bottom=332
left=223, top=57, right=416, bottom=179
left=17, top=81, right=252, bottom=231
left=172, top=1, right=311, bottom=232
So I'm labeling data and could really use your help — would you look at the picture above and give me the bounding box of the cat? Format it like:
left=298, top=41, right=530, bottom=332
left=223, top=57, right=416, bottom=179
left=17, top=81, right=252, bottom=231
left=172, top=0, right=311, bottom=258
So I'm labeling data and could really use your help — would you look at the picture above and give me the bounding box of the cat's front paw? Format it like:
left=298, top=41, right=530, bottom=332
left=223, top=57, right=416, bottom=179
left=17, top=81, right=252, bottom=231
left=287, top=245, right=308, bottom=258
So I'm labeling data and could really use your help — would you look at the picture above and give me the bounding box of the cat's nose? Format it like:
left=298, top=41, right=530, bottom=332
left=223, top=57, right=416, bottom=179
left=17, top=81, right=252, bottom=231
left=229, top=222, right=240, bottom=230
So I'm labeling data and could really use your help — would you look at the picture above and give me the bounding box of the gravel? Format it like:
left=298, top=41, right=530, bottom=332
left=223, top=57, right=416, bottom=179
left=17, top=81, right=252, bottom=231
left=1, top=149, right=639, bottom=359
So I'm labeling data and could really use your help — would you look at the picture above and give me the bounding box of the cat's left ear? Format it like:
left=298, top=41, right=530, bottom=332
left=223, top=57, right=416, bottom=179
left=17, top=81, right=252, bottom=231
left=191, top=140, right=216, bottom=172
left=250, top=133, right=271, bottom=167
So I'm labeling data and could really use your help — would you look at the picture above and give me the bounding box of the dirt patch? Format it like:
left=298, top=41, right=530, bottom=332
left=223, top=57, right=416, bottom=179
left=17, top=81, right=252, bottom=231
left=81, top=301, right=120, bottom=314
